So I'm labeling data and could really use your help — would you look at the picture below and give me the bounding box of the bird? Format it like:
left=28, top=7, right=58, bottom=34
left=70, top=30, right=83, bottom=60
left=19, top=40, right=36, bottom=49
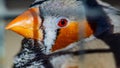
left=5, top=0, right=120, bottom=68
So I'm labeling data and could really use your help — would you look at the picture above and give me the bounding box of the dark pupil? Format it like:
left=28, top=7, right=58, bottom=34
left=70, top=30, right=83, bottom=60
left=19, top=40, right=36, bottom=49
left=61, top=20, right=65, bottom=25
left=61, top=19, right=67, bottom=25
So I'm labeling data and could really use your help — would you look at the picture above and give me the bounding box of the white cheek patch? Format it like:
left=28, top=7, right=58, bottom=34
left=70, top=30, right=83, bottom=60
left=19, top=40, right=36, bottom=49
left=43, top=17, right=58, bottom=54
left=44, top=29, right=57, bottom=53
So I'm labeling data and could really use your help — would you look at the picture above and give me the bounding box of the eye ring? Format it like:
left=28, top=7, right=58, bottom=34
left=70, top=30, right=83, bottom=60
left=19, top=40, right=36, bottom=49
left=57, top=18, right=69, bottom=28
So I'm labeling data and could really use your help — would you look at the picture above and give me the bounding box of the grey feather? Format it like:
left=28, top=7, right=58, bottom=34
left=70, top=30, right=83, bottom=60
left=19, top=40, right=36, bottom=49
left=39, top=0, right=86, bottom=21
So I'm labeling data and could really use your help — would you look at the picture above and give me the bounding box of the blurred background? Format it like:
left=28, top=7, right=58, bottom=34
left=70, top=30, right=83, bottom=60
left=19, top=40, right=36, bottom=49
left=0, top=0, right=119, bottom=68
left=0, top=0, right=34, bottom=68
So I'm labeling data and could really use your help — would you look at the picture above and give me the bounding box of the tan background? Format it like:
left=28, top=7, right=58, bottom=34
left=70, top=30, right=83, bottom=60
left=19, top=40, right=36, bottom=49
left=4, top=31, right=22, bottom=68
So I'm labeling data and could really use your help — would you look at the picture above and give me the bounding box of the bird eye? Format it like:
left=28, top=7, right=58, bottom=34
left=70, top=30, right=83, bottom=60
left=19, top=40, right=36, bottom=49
left=57, top=18, right=68, bottom=27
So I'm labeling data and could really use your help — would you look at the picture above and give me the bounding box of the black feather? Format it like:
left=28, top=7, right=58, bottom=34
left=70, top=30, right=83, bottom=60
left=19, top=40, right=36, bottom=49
left=30, top=0, right=49, bottom=7
left=13, top=38, right=53, bottom=68
left=81, top=0, right=113, bottom=38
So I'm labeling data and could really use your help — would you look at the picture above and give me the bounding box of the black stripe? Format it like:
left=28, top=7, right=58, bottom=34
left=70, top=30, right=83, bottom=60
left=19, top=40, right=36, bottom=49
left=39, top=11, right=45, bottom=44
left=52, top=29, right=60, bottom=45
left=42, top=28, right=46, bottom=45
left=48, top=49, right=112, bottom=57
left=56, top=29, right=60, bottom=37
left=30, top=0, right=49, bottom=7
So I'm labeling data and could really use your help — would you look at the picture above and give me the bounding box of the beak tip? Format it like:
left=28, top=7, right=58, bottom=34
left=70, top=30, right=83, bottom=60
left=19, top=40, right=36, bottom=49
left=5, top=24, right=13, bottom=30
left=5, top=26, right=10, bottom=30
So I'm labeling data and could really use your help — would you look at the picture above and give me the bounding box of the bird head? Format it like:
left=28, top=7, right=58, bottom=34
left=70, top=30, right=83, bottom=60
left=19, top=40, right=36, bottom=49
left=5, top=0, right=94, bottom=53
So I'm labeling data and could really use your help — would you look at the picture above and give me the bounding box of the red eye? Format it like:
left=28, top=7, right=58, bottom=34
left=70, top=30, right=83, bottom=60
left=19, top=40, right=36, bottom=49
left=58, top=19, right=68, bottom=27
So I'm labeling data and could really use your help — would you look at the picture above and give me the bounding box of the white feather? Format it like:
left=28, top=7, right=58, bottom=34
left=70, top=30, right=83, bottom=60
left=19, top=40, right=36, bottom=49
left=43, top=16, right=59, bottom=54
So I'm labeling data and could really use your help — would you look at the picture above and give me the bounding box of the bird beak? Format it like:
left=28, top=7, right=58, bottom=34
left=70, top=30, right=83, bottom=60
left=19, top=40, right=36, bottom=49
left=5, top=7, right=43, bottom=40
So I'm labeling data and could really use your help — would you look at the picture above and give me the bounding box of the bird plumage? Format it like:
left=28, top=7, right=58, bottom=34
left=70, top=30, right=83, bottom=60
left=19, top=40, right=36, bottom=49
left=13, top=38, right=45, bottom=68
left=5, top=0, right=120, bottom=68
left=13, top=38, right=116, bottom=68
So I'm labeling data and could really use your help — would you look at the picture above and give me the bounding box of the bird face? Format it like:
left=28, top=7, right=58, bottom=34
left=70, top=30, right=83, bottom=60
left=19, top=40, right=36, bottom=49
left=5, top=0, right=93, bottom=53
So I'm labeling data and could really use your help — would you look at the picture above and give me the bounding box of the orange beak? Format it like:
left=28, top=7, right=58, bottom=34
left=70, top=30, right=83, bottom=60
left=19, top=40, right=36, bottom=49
left=5, top=7, right=43, bottom=40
